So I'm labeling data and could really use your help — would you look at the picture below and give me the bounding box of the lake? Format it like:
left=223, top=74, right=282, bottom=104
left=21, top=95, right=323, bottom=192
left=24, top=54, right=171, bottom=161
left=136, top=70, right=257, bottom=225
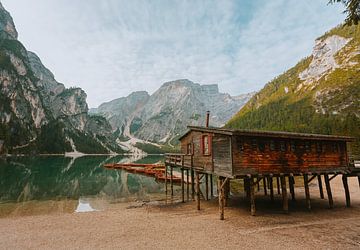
left=0, top=155, right=181, bottom=217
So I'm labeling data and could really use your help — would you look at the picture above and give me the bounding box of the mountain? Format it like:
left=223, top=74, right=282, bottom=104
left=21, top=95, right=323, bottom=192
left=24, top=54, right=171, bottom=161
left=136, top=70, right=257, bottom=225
left=93, top=79, right=254, bottom=146
left=0, top=3, right=123, bottom=154
left=226, top=24, right=360, bottom=156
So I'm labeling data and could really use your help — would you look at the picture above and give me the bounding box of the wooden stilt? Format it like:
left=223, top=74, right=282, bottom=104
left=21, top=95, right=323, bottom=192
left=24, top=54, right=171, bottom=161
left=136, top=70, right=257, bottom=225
left=165, top=165, right=168, bottom=195
left=218, top=177, right=225, bottom=220
left=196, top=172, right=200, bottom=210
left=342, top=175, right=351, bottom=207
left=280, top=176, right=288, bottom=213
left=210, top=174, right=214, bottom=197
left=191, top=169, right=195, bottom=200
left=317, top=175, right=324, bottom=199
left=289, top=176, right=295, bottom=201
left=186, top=169, right=189, bottom=201
left=205, top=174, right=209, bottom=200
left=358, top=176, right=360, bottom=188
left=324, top=174, right=333, bottom=209
left=170, top=166, right=173, bottom=196
left=181, top=168, right=184, bottom=203
left=303, top=174, right=311, bottom=210
left=257, top=177, right=260, bottom=191
left=263, top=177, right=267, bottom=195
left=269, top=177, right=274, bottom=201
left=244, top=178, right=250, bottom=198
left=250, top=177, right=256, bottom=216
left=276, top=177, right=280, bottom=194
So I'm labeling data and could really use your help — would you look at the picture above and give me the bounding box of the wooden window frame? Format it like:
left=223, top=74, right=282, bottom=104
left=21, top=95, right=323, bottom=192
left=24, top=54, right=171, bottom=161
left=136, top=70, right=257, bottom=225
left=201, top=134, right=212, bottom=156
left=186, top=143, right=193, bottom=155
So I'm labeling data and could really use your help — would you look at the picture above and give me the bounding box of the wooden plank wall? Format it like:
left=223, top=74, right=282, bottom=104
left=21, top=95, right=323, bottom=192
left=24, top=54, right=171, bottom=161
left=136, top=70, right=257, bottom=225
left=212, top=134, right=232, bottom=176
left=232, top=135, right=348, bottom=175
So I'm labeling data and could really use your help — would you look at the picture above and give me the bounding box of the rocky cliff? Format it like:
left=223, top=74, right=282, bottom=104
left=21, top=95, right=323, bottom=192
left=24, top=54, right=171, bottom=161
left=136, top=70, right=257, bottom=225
left=93, top=79, right=254, bottom=145
left=227, top=24, right=360, bottom=156
left=0, top=3, right=123, bottom=154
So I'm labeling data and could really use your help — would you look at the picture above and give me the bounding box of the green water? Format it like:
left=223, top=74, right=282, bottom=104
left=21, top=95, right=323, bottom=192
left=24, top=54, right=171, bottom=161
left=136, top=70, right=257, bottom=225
left=0, top=155, right=173, bottom=217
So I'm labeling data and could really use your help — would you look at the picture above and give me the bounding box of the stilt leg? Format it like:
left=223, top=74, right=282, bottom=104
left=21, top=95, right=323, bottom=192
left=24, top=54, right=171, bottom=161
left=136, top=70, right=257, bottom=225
left=218, top=177, right=225, bottom=220
left=196, top=172, right=200, bottom=210
left=170, top=166, right=173, bottom=196
left=244, top=178, right=250, bottom=198
left=191, top=169, right=195, bottom=200
left=263, top=177, right=267, bottom=195
left=304, top=174, right=311, bottom=210
left=269, top=177, right=274, bottom=201
left=181, top=168, right=184, bottom=203
left=257, top=177, right=260, bottom=191
left=205, top=174, right=209, bottom=201
left=342, top=175, right=351, bottom=207
left=317, top=175, right=324, bottom=199
left=281, top=176, right=288, bottom=213
left=289, top=176, right=295, bottom=201
left=250, top=177, right=256, bottom=216
left=276, top=177, right=281, bottom=194
left=210, top=174, right=214, bottom=197
left=165, top=165, right=168, bottom=195
left=324, top=174, right=333, bottom=209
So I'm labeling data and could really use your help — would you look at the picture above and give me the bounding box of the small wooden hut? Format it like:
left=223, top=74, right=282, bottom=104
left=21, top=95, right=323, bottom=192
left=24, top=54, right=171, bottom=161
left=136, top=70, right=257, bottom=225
left=165, top=117, right=356, bottom=219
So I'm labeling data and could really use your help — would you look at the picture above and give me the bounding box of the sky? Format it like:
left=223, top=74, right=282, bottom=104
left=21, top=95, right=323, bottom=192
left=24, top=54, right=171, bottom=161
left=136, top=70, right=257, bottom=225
left=2, top=0, right=345, bottom=108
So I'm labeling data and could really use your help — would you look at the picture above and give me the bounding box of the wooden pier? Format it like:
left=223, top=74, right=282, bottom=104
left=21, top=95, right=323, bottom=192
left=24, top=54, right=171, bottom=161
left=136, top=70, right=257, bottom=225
left=165, top=125, right=358, bottom=220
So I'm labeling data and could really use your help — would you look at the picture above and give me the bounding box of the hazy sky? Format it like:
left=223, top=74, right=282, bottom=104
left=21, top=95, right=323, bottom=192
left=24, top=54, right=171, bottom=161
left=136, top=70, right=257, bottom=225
left=2, top=0, right=344, bottom=108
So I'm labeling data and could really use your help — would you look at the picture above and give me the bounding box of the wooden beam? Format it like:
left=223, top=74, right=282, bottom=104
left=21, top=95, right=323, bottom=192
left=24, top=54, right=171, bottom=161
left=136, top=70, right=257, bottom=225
left=324, top=174, right=334, bottom=209
left=280, top=176, right=288, bottom=213
left=263, top=177, right=267, bottom=195
left=210, top=174, right=214, bottom=197
left=342, top=175, right=351, bottom=207
left=289, top=176, right=295, bottom=201
left=307, top=175, right=317, bottom=184
left=276, top=177, right=281, bottom=195
left=181, top=168, right=185, bottom=203
left=250, top=177, right=256, bottom=216
left=186, top=169, right=189, bottom=201
left=170, top=166, right=174, bottom=196
left=191, top=169, right=195, bottom=200
left=303, top=174, right=311, bottom=210
left=269, top=177, right=274, bottom=202
left=257, top=177, right=260, bottom=191
left=244, top=178, right=250, bottom=198
left=205, top=173, right=209, bottom=201
left=196, top=172, right=200, bottom=210
left=329, top=174, right=338, bottom=182
left=165, top=165, right=168, bottom=195
left=218, top=177, right=225, bottom=220
left=317, top=175, right=324, bottom=199
left=358, top=176, right=360, bottom=188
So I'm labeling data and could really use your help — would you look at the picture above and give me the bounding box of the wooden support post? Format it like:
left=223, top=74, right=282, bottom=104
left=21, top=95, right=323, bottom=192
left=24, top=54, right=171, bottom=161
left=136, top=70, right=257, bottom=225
left=289, top=176, right=295, bottom=201
left=165, top=165, right=168, bottom=195
left=324, top=174, right=333, bottom=209
left=263, top=177, right=267, bottom=195
left=280, top=176, right=288, bottom=213
left=358, top=176, right=360, bottom=188
left=257, top=177, right=260, bottom=191
left=250, top=177, right=256, bottom=216
left=342, top=175, right=351, bottom=207
left=218, top=177, right=225, bottom=220
left=269, top=177, right=274, bottom=201
left=317, top=175, right=324, bottom=199
left=244, top=178, right=250, bottom=198
left=191, top=169, right=195, bottom=200
left=303, top=174, right=311, bottom=210
left=170, top=166, right=174, bottom=196
left=276, top=177, right=280, bottom=195
left=210, top=174, right=214, bottom=197
left=196, top=172, right=200, bottom=210
left=181, top=168, right=185, bottom=203
left=186, top=169, right=189, bottom=201
left=205, top=174, right=209, bottom=201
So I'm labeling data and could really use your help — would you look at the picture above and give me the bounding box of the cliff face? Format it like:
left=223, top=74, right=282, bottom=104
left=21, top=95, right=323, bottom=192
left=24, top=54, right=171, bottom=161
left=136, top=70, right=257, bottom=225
left=93, top=79, right=254, bottom=145
left=0, top=4, right=123, bottom=154
left=227, top=24, right=360, bottom=156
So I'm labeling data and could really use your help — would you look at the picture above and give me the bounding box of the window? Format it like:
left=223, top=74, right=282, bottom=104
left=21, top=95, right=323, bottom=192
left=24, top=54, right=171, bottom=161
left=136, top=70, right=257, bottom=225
left=332, top=143, right=338, bottom=152
left=187, top=143, right=193, bottom=155
left=258, top=142, right=265, bottom=152
left=316, top=142, right=322, bottom=153
left=280, top=141, right=286, bottom=152
left=290, top=141, right=296, bottom=152
left=251, top=139, right=257, bottom=150
left=305, top=142, right=311, bottom=152
left=270, top=140, right=275, bottom=151
left=202, top=135, right=211, bottom=155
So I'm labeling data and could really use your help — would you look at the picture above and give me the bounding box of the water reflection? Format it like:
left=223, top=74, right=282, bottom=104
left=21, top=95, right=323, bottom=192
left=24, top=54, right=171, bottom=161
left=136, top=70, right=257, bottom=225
left=0, top=155, right=173, bottom=217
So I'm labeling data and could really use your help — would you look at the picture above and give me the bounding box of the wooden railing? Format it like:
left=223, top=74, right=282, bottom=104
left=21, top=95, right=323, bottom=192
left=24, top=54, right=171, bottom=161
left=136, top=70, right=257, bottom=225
left=165, top=153, right=193, bottom=168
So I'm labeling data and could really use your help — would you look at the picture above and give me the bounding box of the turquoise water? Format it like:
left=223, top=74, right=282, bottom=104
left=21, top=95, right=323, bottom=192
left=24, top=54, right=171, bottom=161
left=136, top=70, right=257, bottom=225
left=0, top=155, right=175, bottom=217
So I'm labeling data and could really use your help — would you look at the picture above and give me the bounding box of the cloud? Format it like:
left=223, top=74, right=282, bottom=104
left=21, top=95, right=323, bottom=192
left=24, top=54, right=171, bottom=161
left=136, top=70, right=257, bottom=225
left=1, top=0, right=344, bottom=107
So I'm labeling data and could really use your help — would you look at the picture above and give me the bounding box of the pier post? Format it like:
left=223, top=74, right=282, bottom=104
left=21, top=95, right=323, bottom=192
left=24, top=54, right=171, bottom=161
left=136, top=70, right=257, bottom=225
left=165, top=165, right=168, bottom=195
left=196, top=172, right=200, bottom=210
left=324, top=174, right=334, bottom=209
left=250, top=177, right=256, bottom=216
left=191, top=169, right=195, bottom=200
left=280, top=175, right=288, bottom=213
left=205, top=173, right=209, bottom=200
left=257, top=177, right=260, bottom=191
left=181, top=168, right=185, bottom=203
left=263, top=177, right=267, bottom=195
left=317, top=175, right=324, bottom=199
left=269, top=177, right=274, bottom=201
left=186, top=169, right=189, bottom=201
left=218, top=177, right=225, bottom=220
left=304, top=174, right=311, bottom=210
left=210, top=174, right=214, bottom=197
left=170, top=166, right=173, bottom=196
left=289, top=175, right=295, bottom=201
left=342, top=175, right=351, bottom=207
left=276, top=177, right=281, bottom=194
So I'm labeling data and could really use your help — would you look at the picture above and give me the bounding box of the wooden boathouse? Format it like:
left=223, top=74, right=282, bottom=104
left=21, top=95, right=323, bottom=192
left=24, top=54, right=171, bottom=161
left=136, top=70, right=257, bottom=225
left=165, top=117, right=357, bottom=219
